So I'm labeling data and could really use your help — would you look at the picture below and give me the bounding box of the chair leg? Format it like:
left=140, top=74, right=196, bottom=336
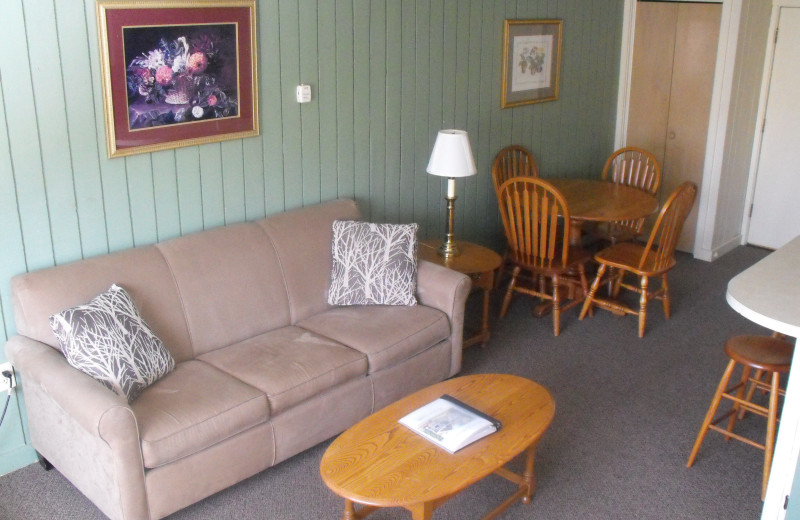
left=763, top=371, right=781, bottom=500
left=688, top=359, right=738, bottom=468
left=638, top=275, right=649, bottom=338
left=500, top=266, right=520, bottom=319
left=580, top=264, right=606, bottom=320
left=661, top=274, right=670, bottom=319
left=738, top=369, right=765, bottom=420
left=725, top=366, right=751, bottom=440
left=578, top=263, right=592, bottom=317
left=612, top=269, right=624, bottom=298
left=552, top=275, right=561, bottom=336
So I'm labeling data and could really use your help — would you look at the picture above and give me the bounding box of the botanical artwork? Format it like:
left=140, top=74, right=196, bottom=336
left=125, top=24, right=239, bottom=130
left=501, top=20, right=561, bottom=108
left=511, top=35, right=553, bottom=92
left=49, top=284, right=175, bottom=403
left=328, top=221, right=419, bottom=306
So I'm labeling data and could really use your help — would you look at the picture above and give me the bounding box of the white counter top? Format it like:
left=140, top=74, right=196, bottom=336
left=727, top=235, right=800, bottom=339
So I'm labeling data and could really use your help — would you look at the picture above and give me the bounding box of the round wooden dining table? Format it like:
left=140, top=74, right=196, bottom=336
left=547, top=178, right=659, bottom=246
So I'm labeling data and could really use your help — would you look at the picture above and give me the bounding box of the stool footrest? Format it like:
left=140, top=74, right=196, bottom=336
left=707, top=424, right=766, bottom=451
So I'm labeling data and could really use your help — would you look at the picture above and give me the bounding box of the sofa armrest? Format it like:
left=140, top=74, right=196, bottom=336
left=5, top=335, right=149, bottom=520
left=415, top=260, right=472, bottom=377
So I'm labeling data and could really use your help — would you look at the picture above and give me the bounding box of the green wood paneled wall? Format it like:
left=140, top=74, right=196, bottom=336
left=0, top=0, right=623, bottom=474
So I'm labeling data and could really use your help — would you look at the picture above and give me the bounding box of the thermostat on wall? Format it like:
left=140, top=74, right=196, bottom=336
left=296, top=84, right=311, bottom=103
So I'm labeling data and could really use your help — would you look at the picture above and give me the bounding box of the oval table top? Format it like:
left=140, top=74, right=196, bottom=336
left=548, top=178, right=659, bottom=223
left=319, top=373, right=555, bottom=508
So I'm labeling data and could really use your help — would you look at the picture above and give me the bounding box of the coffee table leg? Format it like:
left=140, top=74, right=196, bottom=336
left=521, top=441, right=540, bottom=504
left=342, top=499, right=356, bottom=520
left=408, top=501, right=434, bottom=520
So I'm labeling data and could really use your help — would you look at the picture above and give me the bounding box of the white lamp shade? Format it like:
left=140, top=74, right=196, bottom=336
left=426, top=129, right=477, bottom=178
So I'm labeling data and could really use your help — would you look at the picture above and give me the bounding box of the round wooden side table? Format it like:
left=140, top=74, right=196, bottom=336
left=418, top=239, right=502, bottom=348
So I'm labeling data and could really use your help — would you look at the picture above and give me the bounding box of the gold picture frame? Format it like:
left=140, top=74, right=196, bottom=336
left=501, top=19, right=562, bottom=108
left=96, top=0, right=259, bottom=158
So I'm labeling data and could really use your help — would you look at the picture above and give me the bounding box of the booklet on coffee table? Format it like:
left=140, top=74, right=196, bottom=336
left=398, top=394, right=502, bottom=453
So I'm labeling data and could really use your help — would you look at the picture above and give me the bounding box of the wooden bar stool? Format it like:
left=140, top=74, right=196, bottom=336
left=687, top=335, right=794, bottom=499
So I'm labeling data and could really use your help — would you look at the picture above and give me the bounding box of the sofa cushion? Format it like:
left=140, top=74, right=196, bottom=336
left=328, top=220, right=419, bottom=306
left=132, top=360, right=269, bottom=468
left=256, top=199, right=361, bottom=323
left=49, top=284, right=175, bottom=403
left=156, top=222, right=291, bottom=357
left=198, top=326, right=368, bottom=415
left=297, top=305, right=450, bottom=373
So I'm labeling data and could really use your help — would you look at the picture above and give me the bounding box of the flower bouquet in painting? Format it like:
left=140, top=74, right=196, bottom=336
left=125, top=25, right=239, bottom=129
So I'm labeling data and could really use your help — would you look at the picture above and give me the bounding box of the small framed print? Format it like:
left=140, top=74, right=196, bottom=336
left=501, top=19, right=562, bottom=108
left=96, top=0, right=259, bottom=157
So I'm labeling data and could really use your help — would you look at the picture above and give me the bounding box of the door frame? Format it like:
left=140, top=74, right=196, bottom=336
left=615, top=0, right=742, bottom=262
left=744, top=5, right=800, bottom=520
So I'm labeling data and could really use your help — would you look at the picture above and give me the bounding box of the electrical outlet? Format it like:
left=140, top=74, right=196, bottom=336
left=0, top=362, right=16, bottom=392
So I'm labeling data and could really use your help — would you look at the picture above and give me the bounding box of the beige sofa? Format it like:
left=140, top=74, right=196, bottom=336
left=4, top=199, right=471, bottom=520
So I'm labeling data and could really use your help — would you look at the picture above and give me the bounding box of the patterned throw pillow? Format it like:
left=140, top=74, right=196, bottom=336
left=49, top=284, right=175, bottom=403
left=328, top=220, right=419, bottom=306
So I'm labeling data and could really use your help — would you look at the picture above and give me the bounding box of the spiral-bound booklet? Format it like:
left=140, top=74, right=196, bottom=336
left=398, top=394, right=502, bottom=453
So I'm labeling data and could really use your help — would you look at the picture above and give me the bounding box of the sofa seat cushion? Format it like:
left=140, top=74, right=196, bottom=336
left=297, top=305, right=450, bottom=373
left=132, top=360, right=268, bottom=469
left=199, top=326, right=368, bottom=415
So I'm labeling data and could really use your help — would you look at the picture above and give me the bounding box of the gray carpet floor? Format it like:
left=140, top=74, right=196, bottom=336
left=0, top=245, right=775, bottom=519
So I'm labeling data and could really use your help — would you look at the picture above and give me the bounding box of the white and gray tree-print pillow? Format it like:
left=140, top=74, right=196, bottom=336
left=49, top=284, right=175, bottom=403
left=328, top=220, right=419, bottom=306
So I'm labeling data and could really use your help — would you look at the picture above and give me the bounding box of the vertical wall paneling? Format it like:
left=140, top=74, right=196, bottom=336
left=384, top=1, right=402, bottom=224
left=352, top=0, right=371, bottom=218
left=399, top=1, right=417, bottom=224
left=427, top=0, right=445, bottom=239
left=298, top=0, right=321, bottom=207
left=335, top=0, right=355, bottom=202
left=175, top=148, right=204, bottom=235
left=151, top=150, right=182, bottom=242
left=368, top=0, right=387, bottom=222
left=84, top=0, right=134, bottom=253
left=55, top=0, right=108, bottom=259
left=0, top=77, right=26, bottom=344
left=27, top=0, right=83, bottom=266
left=317, top=0, right=339, bottom=204
left=261, top=0, right=286, bottom=215
left=3, top=0, right=55, bottom=273
left=125, top=153, right=158, bottom=246
left=221, top=140, right=246, bottom=225
left=199, top=144, right=225, bottom=229
left=0, top=0, right=628, bottom=475
left=278, top=0, right=303, bottom=210
left=413, top=0, right=431, bottom=233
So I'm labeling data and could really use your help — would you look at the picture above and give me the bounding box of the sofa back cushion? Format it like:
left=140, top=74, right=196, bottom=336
left=257, top=199, right=361, bottom=324
left=11, top=246, right=194, bottom=363
left=156, top=222, right=291, bottom=357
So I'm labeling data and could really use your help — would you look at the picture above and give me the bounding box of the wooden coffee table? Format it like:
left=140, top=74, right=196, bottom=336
left=320, top=374, right=555, bottom=520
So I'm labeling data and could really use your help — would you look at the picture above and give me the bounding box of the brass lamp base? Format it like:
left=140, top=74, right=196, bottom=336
left=438, top=195, right=460, bottom=258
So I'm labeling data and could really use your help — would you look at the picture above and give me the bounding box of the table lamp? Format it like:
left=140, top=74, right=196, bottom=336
left=426, top=129, right=477, bottom=258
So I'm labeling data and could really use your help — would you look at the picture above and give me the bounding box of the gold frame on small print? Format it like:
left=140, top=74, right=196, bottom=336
left=501, top=19, right=562, bottom=108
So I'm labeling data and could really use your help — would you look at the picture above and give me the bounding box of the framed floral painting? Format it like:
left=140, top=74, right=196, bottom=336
left=501, top=20, right=562, bottom=108
left=96, top=1, right=258, bottom=158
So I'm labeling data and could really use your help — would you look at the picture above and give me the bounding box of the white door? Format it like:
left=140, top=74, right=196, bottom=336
left=747, top=7, right=800, bottom=250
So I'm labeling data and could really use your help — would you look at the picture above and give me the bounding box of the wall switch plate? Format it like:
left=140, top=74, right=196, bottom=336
left=0, top=362, right=16, bottom=392
left=296, top=84, right=311, bottom=103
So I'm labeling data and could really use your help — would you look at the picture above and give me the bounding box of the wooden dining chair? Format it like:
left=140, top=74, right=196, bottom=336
left=578, top=181, right=697, bottom=337
left=491, top=145, right=539, bottom=197
left=597, top=146, right=661, bottom=244
left=491, top=146, right=539, bottom=288
left=497, top=177, right=591, bottom=336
